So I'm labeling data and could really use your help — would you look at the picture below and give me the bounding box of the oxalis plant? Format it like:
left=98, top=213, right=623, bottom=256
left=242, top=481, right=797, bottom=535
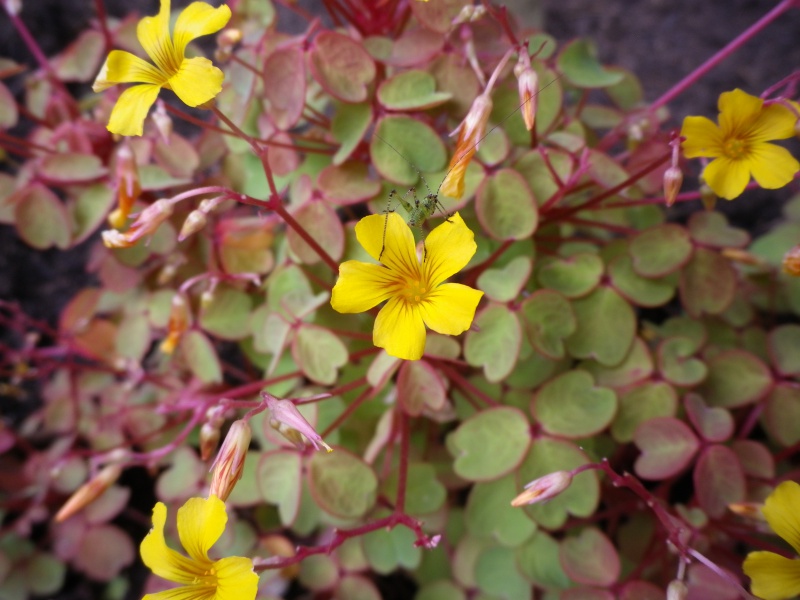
left=2, top=0, right=800, bottom=599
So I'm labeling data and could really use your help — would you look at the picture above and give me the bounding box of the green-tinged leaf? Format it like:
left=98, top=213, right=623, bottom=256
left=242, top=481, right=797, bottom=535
left=371, top=116, right=447, bottom=186
left=763, top=384, right=800, bottom=447
left=155, top=446, right=204, bottom=502
left=633, top=417, right=699, bottom=480
left=332, top=102, right=372, bottom=165
left=416, top=581, right=466, bottom=600
left=629, top=224, right=693, bottom=277
left=560, top=528, right=620, bottom=587
left=477, top=256, right=531, bottom=303
left=319, top=161, right=381, bottom=205
left=292, top=325, right=348, bottom=385
left=464, top=304, right=522, bottom=382
left=517, top=438, right=599, bottom=529
left=362, top=526, right=421, bottom=574
left=688, top=211, right=749, bottom=248
left=115, top=312, right=150, bottom=362
left=180, top=330, right=222, bottom=384
left=476, top=169, right=538, bottom=240
left=0, top=81, right=18, bottom=128
left=397, top=360, right=447, bottom=417
left=768, top=325, right=800, bottom=376
left=582, top=337, right=653, bottom=389
left=533, top=370, right=617, bottom=438
left=611, top=381, right=677, bottom=443
left=557, top=39, right=625, bottom=88
left=519, top=290, right=576, bottom=359
left=286, top=200, right=345, bottom=264
left=475, top=546, right=532, bottom=600
left=537, top=253, right=604, bottom=298
left=684, top=393, right=734, bottom=443
left=517, top=531, right=571, bottom=590
left=199, top=285, right=253, bottom=340
left=308, top=450, right=377, bottom=519
left=262, top=46, right=305, bottom=130
left=410, top=0, right=465, bottom=33
left=15, top=184, right=72, bottom=249
left=267, top=264, right=324, bottom=318
left=71, top=184, right=115, bottom=244
left=514, top=148, right=573, bottom=207
left=218, top=217, right=275, bottom=275
left=447, top=407, right=531, bottom=481
left=608, top=254, right=675, bottom=307
left=298, top=555, right=339, bottom=591
left=39, top=153, right=107, bottom=184
left=257, top=450, right=302, bottom=525
left=606, top=67, right=644, bottom=109
left=658, top=337, right=707, bottom=386
left=53, top=29, right=105, bottom=81
left=566, top=286, right=635, bottom=366
left=466, top=474, right=537, bottom=547
left=310, top=31, right=375, bottom=103
left=731, top=440, right=775, bottom=479
left=698, top=350, right=772, bottom=408
left=335, top=575, right=382, bottom=600
left=25, top=553, right=66, bottom=595
left=693, top=445, right=745, bottom=518
left=377, top=69, right=452, bottom=110
left=74, top=525, right=134, bottom=580
left=680, top=248, right=736, bottom=317
left=382, top=463, right=446, bottom=516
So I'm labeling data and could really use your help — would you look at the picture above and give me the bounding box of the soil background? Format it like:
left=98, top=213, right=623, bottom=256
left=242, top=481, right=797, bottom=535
left=0, top=1, right=798, bottom=599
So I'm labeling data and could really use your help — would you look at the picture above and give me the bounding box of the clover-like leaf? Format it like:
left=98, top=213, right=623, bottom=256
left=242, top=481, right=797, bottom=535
left=611, top=382, right=677, bottom=443
left=397, top=360, right=447, bottom=417
left=466, top=474, right=537, bottom=547
left=684, top=393, right=734, bottom=443
left=477, top=255, right=532, bottom=302
left=318, top=161, right=381, bottom=205
left=38, top=153, right=107, bottom=184
left=381, top=463, right=446, bottom=516
left=768, top=325, right=800, bottom=377
left=180, top=330, right=222, bottom=385
left=464, top=304, right=522, bottom=382
left=680, top=248, right=736, bottom=317
left=608, top=254, right=675, bottom=307
left=633, top=417, right=699, bottom=480
left=286, top=200, right=345, bottom=264
left=517, top=531, right=571, bottom=590
left=371, top=116, right=446, bottom=186
left=363, top=525, right=421, bottom=574
left=15, top=184, right=72, bottom=250
left=698, top=350, right=772, bottom=408
left=557, top=39, right=625, bottom=88
left=310, top=31, right=375, bottom=103
left=308, top=449, right=377, bottom=519
left=292, top=324, right=348, bottom=386
left=519, top=289, right=576, bottom=359
left=560, top=528, right=620, bottom=587
left=582, top=337, right=653, bottom=389
left=377, top=70, right=452, bottom=110
left=257, top=450, right=302, bottom=525
left=693, top=445, right=745, bottom=519
left=331, top=102, right=372, bottom=165
left=198, top=285, right=253, bottom=340
left=566, top=286, right=636, bottom=366
left=537, top=253, right=604, bottom=298
left=658, top=337, right=707, bottom=387
left=629, top=224, right=693, bottom=277
left=475, top=546, right=532, bottom=599
left=763, top=384, right=800, bottom=447
left=263, top=46, right=306, bottom=130
left=476, top=169, right=539, bottom=240
left=688, top=211, right=749, bottom=248
left=533, top=370, right=617, bottom=438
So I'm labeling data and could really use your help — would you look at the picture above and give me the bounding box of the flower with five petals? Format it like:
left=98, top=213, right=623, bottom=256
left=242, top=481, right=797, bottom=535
left=140, top=495, right=258, bottom=600
left=93, top=0, right=231, bottom=136
left=743, top=480, right=800, bottom=600
left=331, top=212, right=483, bottom=361
left=681, top=89, right=799, bottom=200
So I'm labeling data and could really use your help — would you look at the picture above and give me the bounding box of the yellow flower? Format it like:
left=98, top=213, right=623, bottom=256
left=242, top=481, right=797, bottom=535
left=93, top=0, right=231, bottom=136
left=743, top=481, right=800, bottom=600
left=331, top=212, right=483, bottom=361
left=681, top=89, right=799, bottom=200
left=140, top=495, right=258, bottom=600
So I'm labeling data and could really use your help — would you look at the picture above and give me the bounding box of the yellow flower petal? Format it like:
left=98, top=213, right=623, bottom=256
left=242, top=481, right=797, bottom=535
left=419, top=283, right=483, bottom=336
left=764, top=481, right=800, bottom=554
left=374, top=296, right=426, bottom=360
left=176, top=495, right=226, bottom=563
left=356, top=212, right=418, bottom=275
left=702, top=156, right=750, bottom=200
left=213, top=556, right=259, bottom=600
left=106, top=84, right=162, bottom=136
left=144, top=586, right=215, bottom=600
left=718, top=89, right=763, bottom=137
left=743, top=550, right=800, bottom=600
left=422, top=213, right=477, bottom=288
left=93, top=50, right=165, bottom=92
left=749, top=144, right=800, bottom=190
left=140, top=502, right=201, bottom=584
left=750, top=102, right=799, bottom=142
left=173, top=2, right=232, bottom=59
left=680, top=116, right=723, bottom=158
left=168, top=57, right=224, bottom=107
left=331, top=260, right=400, bottom=313
left=138, top=0, right=178, bottom=74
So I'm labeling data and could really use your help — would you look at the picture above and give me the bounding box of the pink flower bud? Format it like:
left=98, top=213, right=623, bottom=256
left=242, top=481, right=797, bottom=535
left=209, top=419, right=251, bottom=501
left=441, top=93, right=493, bottom=199
left=54, top=463, right=122, bottom=522
left=783, top=245, right=800, bottom=276
left=263, top=392, right=332, bottom=453
left=200, top=421, right=221, bottom=461
left=108, top=144, right=141, bottom=229
left=179, top=210, right=208, bottom=241
left=511, top=471, right=572, bottom=507
left=102, top=199, right=175, bottom=248
left=663, top=165, right=683, bottom=207
left=159, top=293, right=191, bottom=355
left=667, top=580, right=688, bottom=600
left=517, top=67, right=538, bottom=132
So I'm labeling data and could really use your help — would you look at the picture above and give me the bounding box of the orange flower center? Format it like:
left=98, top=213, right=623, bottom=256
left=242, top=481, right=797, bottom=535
left=192, top=566, right=217, bottom=587
left=404, top=279, right=428, bottom=304
left=723, top=137, right=748, bottom=159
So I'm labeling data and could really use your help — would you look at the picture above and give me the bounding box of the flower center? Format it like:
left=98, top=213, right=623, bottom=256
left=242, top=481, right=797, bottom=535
left=404, top=279, right=428, bottom=304
left=192, top=567, right=217, bottom=587
left=723, top=137, right=748, bottom=159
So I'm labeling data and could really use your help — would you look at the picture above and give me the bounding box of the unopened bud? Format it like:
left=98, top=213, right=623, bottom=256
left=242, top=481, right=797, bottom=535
left=663, top=166, right=683, bottom=207
left=200, top=422, right=221, bottom=461
left=783, top=245, right=800, bottom=276
left=4, top=0, right=21, bottom=16
left=667, top=580, right=688, bottom=600
left=109, top=145, right=141, bottom=229
left=160, top=293, right=190, bottom=355
left=511, top=471, right=572, bottom=507
left=217, top=28, right=242, bottom=50
left=699, top=182, right=716, bottom=211
left=720, top=248, right=765, bottom=267
left=152, top=101, right=172, bottom=144
left=441, top=93, right=493, bottom=199
left=453, top=4, right=486, bottom=25
left=728, top=501, right=766, bottom=521
left=102, top=199, right=175, bottom=249
left=54, top=463, right=122, bottom=522
left=179, top=210, right=208, bottom=241
left=516, top=67, right=538, bottom=132
left=263, top=392, right=332, bottom=453
left=209, top=419, right=251, bottom=501
left=200, top=289, right=215, bottom=310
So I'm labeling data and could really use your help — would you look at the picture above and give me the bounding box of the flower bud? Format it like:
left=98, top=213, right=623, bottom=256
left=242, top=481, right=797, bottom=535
left=516, top=67, right=538, bottom=132
left=179, top=210, right=208, bottom=241
left=720, top=248, right=764, bottom=266
left=109, top=144, right=141, bottom=229
left=263, top=392, right=332, bottom=453
left=152, top=101, right=172, bottom=144
left=159, top=293, right=190, bottom=355
left=728, top=501, right=766, bottom=521
left=102, top=199, right=175, bottom=249
left=783, top=244, right=800, bottom=276
left=54, top=463, right=122, bottom=522
left=209, top=419, right=251, bottom=501
left=441, top=93, right=493, bottom=199
left=200, top=421, right=221, bottom=461
left=511, top=471, right=572, bottom=507
left=667, top=580, right=688, bottom=600
left=663, top=166, right=683, bottom=207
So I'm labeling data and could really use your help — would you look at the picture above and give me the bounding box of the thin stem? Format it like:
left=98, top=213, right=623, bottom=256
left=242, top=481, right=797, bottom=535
left=394, top=410, right=410, bottom=513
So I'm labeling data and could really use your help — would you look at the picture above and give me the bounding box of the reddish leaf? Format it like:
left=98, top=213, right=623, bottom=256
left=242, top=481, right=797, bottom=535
left=693, top=445, right=745, bottom=518
left=634, top=417, right=699, bottom=480
left=263, top=47, right=306, bottom=130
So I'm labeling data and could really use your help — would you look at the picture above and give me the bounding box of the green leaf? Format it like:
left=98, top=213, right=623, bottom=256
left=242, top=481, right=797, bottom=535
left=658, top=337, right=707, bottom=386
left=336, top=575, right=382, bottom=600
left=464, top=304, right=522, bottom=382
left=39, top=153, right=107, bottom=184
left=286, top=200, right=345, bottom=264
left=582, top=337, right=653, bottom=389
left=15, top=184, right=72, bottom=249
left=474, top=546, right=532, bottom=600
left=516, top=531, right=571, bottom=589
left=310, top=31, right=375, bottom=103
left=566, top=286, right=635, bottom=366
left=416, top=581, right=467, bottom=600
left=377, top=69, right=452, bottom=110
left=397, top=360, right=447, bottom=417
left=73, top=525, right=134, bottom=581
left=447, top=407, right=531, bottom=481
left=292, top=324, right=348, bottom=385
left=218, top=217, right=275, bottom=275
left=688, top=211, right=749, bottom=248
left=608, top=255, right=675, bottom=307
left=557, top=39, right=625, bottom=88
left=514, top=149, right=573, bottom=207
left=763, top=384, right=800, bottom=447
left=155, top=446, right=204, bottom=502
left=371, top=116, right=447, bottom=186
left=257, top=450, right=302, bottom=525
left=537, top=253, right=604, bottom=298
left=629, top=224, right=693, bottom=277
left=768, top=325, right=800, bottom=377
left=181, top=330, right=222, bottom=384
left=331, top=102, right=373, bottom=165
left=52, top=30, right=105, bottom=81
left=0, top=81, right=18, bottom=128
left=560, top=528, right=620, bottom=587
left=318, top=161, right=381, bottom=205
left=199, top=285, right=253, bottom=340
left=381, top=463, right=446, bottom=516
left=519, top=290, right=576, bottom=359
left=466, top=474, right=537, bottom=547
left=533, top=370, right=617, bottom=438
left=698, top=350, right=772, bottom=408
left=25, top=553, right=66, bottom=595
left=71, top=184, right=115, bottom=244
left=684, top=393, right=734, bottom=443
left=362, top=526, right=421, bottom=574
left=307, top=450, right=377, bottom=519
left=633, top=417, right=699, bottom=480
left=477, top=256, right=532, bottom=303
left=611, top=382, right=677, bottom=443
left=410, top=0, right=466, bottom=33
left=679, top=248, right=736, bottom=317
left=476, top=169, right=538, bottom=240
